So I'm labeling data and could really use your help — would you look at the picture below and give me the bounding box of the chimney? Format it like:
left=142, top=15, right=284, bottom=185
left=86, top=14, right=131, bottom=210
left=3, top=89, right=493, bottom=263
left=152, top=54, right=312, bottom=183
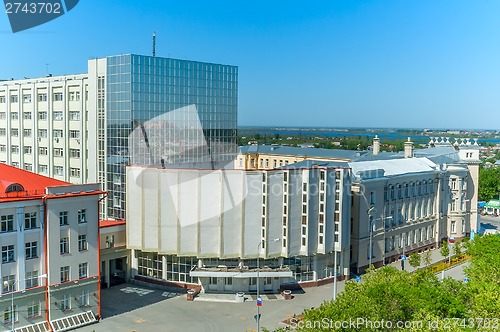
left=373, top=135, right=380, bottom=155
left=404, top=137, right=413, bottom=158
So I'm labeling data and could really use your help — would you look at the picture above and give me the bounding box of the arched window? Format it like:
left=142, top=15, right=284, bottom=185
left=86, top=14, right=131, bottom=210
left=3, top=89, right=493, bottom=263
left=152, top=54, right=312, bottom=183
left=5, top=183, right=24, bottom=193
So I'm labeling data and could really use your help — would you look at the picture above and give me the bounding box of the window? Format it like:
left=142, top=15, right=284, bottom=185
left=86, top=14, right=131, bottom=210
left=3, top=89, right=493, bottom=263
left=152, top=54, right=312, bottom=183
left=59, top=211, right=68, bottom=226
left=23, top=94, right=32, bottom=103
left=78, top=234, right=87, bottom=251
left=0, top=145, right=5, bottom=152
left=10, top=95, right=18, bottom=103
left=54, top=148, right=63, bottom=157
left=0, top=96, right=5, bottom=103
left=24, top=146, right=32, bottom=154
left=69, top=130, right=80, bottom=139
left=0, top=112, right=5, bottom=119
left=53, top=129, right=63, bottom=138
left=53, top=92, right=63, bottom=101
left=60, top=266, right=70, bottom=283
left=25, top=241, right=38, bottom=259
left=1, top=215, right=14, bottom=232
left=79, top=262, right=88, bottom=279
left=24, top=212, right=37, bottom=229
left=78, top=290, right=89, bottom=307
left=38, top=111, right=47, bottom=120
left=70, top=149, right=80, bottom=158
left=27, top=301, right=40, bottom=318
left=69, top=111, right=80, bottom=120
left=53, top=111, right=63, bottom=120
left=0, top=128, right=5, bottom=136
left=3, top=305, right=17, bottom=324
left=54, top=166, right=64, bottom=176
left=106, top=235, right=115, bottom=248
left=38, top=164, right=48, bottom=174
left=23, top=129, right=32, bottom=137
left=462, top=219, right=466, bottom=234
left=451, top=221, right=456, bottom=233
left=11, top=128, right=19, bottom=136
left=23, top=163, right=32, bottom=172
left=37, top=93, right=47, bottom=102
left=70, top=168, right=80, bottom=177
left=25, top=271, right=39, bottom=289
left=60, top=294, right=71, bottom=311
left=60, top=237, right=69, bottom=254
left=39, top=147, right=48, bottom=155
left=38, top=129, right=47, bottom=138
left=23, top=112, right=32, bottom=120
left=11, top=145, right=19, bottom=154
left=11, top=112, right=18, bottom=120
left=78, top=209, right=86, bottom=223
left=2, top=245, right=15, bottom=263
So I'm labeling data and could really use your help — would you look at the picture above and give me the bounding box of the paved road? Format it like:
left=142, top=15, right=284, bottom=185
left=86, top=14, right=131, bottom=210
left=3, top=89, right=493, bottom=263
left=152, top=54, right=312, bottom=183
left=480, top=214, right=500, bottom=231
left=437, top=261, right=470, bottom=282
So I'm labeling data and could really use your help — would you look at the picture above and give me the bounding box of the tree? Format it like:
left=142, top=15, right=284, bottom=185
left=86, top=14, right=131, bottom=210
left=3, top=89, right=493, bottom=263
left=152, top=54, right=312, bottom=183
left=422, top=251, right=432, bottom=267
left=408, top=252, right=421, bottom=269
left=460, top=237, right=470, bottom=254
left=452, top=241, right=462, bottom=257
left=439, top=240, right=450, bottom=260
left=478, top=166, right=500, bottom=201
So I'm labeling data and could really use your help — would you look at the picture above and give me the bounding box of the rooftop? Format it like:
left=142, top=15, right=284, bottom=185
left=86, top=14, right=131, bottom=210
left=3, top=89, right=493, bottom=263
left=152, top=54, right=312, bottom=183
left=0, top=164, right=68, bottom=202
left=239, top=145, right=365, bottom=160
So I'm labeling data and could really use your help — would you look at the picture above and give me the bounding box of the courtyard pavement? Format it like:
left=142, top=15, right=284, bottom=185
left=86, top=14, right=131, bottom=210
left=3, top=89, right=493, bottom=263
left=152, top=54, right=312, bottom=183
left=76, top=246, right=470, bottom=332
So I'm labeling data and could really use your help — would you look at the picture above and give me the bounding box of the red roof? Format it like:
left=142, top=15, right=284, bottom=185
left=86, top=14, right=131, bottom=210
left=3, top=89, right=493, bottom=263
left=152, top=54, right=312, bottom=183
left=0, top=164, right=69, bottom=202
left=99, top=219, right=126, bottom=228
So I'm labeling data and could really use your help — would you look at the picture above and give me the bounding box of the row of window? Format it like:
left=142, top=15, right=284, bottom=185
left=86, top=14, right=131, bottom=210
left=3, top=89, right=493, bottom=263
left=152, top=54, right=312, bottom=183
left=0, top=111, right=81, bottom=121
left=0, top=128, right=81, bottom=138
left=3, top=300, right=41, bottom=324
left=1, top=145, right=81, bottom=158
left=0, top=91, right=81, bottom=104
left=2, top=242, right=38, bottom=263
left=2, top=234, right=87, bottom=263
left=0, top=209, right=86, bottom=233
left=382, top=180, right=436, bottom=202
left=2, top=163, right=81, bottom=177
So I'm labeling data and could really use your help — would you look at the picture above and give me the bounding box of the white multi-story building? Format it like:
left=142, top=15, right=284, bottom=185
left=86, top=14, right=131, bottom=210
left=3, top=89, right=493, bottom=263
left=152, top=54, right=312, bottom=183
left=0, top=164, right=103, bottom=331
left=0, top=75, right=95, bottom=185
left=126, top=163, right=351, bottom=292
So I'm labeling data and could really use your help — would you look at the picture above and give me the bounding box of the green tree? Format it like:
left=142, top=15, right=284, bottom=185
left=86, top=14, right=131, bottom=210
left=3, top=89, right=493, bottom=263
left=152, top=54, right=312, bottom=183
left=408, top=252, right=421, bottom=268
left=439, top=240, right=450, bottom=260
left=465, top=235, right=500, bottom=318
left=460, top=237, right=470, bottom=254
left=478, top=166, right=500, bottom=201
left=452, top=241, right=462, bottom=257
left=422, top=251, right=432, bottom=267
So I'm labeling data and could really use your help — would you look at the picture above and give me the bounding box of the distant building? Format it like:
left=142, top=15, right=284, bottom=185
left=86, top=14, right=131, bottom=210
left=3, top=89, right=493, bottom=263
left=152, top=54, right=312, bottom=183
left=99, top=219, right=128, bottom=289
left=0, top=164, right=103, bottom=331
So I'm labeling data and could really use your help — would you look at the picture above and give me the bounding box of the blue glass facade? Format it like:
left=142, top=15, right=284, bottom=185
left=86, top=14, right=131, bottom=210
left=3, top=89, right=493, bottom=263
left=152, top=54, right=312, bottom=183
left=106, top=54, right=238, bottom=218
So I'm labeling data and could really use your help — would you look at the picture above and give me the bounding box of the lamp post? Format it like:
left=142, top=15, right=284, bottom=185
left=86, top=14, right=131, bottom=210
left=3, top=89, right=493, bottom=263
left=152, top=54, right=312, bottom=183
left=369, top=215, right=392, bottom=268
left=256, top=238, right=280, bottom=332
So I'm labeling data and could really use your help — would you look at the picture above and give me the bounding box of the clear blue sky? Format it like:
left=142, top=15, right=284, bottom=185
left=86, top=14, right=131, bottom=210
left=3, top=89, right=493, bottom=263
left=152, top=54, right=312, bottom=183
left=1, top=0, right=499, bottom=129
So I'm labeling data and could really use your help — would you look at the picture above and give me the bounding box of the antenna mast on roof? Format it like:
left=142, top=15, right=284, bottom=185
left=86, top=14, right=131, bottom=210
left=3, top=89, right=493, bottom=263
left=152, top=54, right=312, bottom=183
left=152, top=31, right=156, bottom=57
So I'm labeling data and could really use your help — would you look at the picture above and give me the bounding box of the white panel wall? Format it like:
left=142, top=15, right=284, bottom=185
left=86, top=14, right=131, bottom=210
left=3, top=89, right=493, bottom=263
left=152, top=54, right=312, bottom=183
left=159, top=171, right=179, bottom=253
left=179, top=171, right=200, bottom=255
left=242, top=172, right=262, bottom=257
left=221, top=171, right=244, bottom=257
left=199, top=171, right=222, bottom=257
left=126, top=168, right=144, bottom=249
left=143, top=169, right=160, bottom=251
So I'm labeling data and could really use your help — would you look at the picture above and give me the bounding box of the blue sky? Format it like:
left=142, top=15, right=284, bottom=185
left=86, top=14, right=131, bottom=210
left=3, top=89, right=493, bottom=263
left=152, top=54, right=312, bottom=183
left=1, top=0, right=499, bottom=129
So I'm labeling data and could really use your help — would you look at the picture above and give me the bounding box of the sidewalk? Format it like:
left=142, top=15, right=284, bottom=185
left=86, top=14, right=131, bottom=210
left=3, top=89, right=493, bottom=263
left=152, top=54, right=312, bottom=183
left=387, top=247, right=446, bottom=273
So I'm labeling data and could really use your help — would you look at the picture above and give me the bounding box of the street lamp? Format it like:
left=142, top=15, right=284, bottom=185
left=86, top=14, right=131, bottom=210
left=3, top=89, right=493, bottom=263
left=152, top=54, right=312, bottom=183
left=2, top=274, right=47, bottom=332
left=256, top=238, right=279, bottom=332
left=369, top=215, right=392, bottom=268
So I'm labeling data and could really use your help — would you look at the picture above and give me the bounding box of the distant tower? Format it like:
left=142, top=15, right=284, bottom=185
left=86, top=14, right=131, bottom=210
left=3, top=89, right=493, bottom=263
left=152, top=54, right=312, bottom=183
left=372, top=135, right=380, bottom=155
left=404, top=137, right=414, bottom=158
left=152, top=31, right=156, bottom=57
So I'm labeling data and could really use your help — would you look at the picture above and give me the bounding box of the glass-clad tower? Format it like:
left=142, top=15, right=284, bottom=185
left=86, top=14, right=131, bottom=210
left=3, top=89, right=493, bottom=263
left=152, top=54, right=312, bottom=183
left=90, top=54, right=238, bottom=219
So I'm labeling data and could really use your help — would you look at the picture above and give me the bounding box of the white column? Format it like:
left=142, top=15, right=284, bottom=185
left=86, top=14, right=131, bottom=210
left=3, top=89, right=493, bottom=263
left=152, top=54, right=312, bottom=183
left=39, top=204, right=45, bottom=276
left=16, top=206, right=26, bottom=291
